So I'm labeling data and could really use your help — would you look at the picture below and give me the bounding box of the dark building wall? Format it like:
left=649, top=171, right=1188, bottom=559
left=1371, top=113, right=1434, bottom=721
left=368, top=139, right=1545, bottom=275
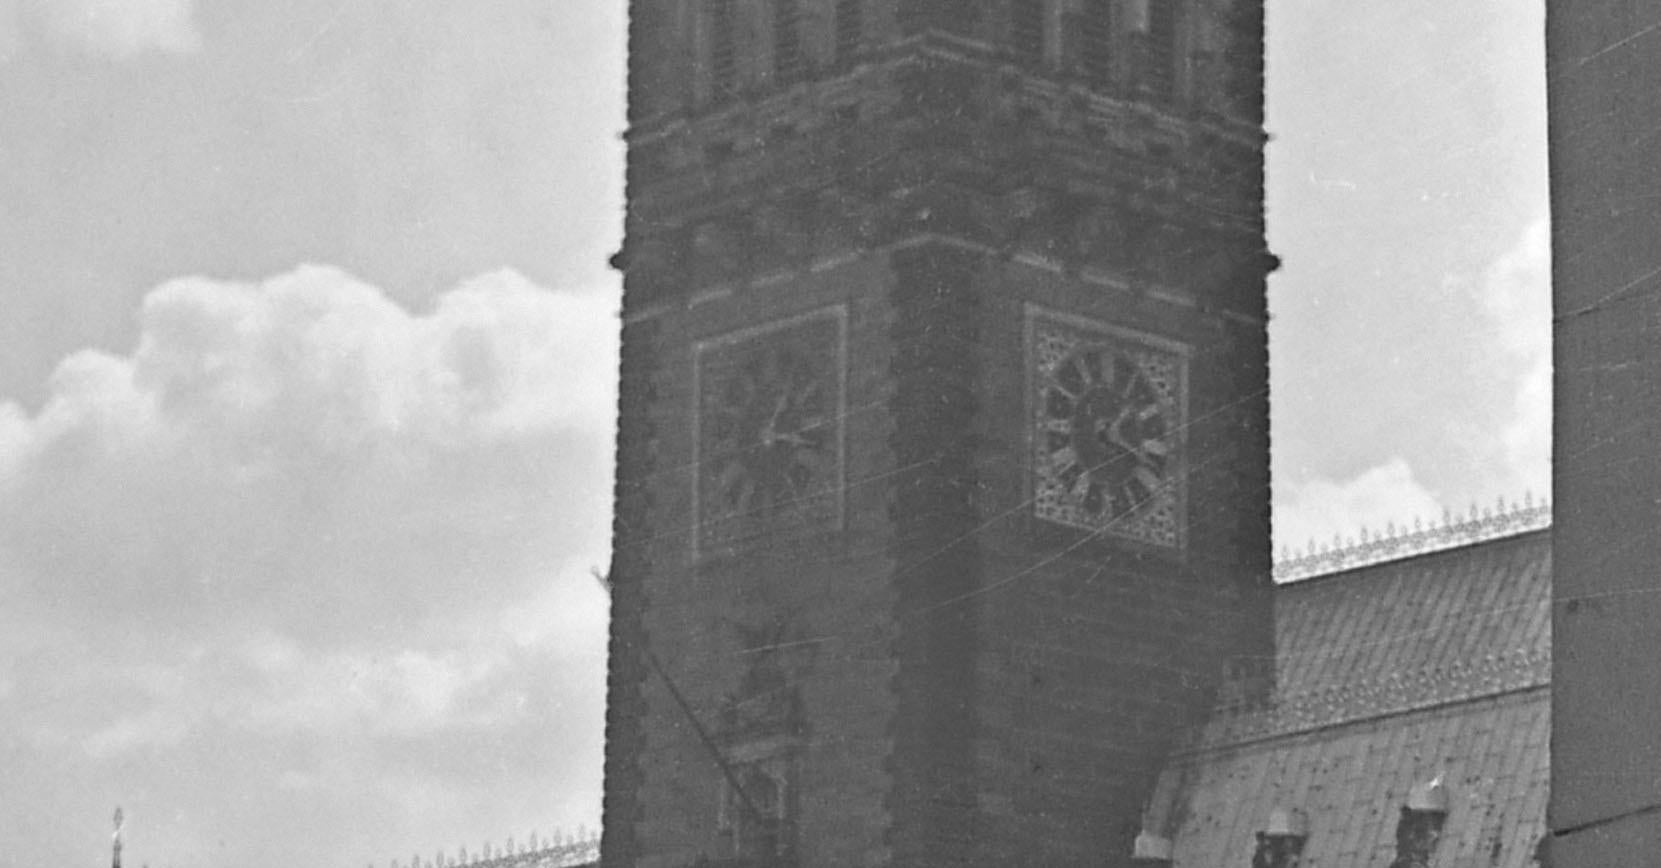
left=969, top=255, right=1271, bottom=864
left=606, top=3, right=1272, bottom=865
left=1548, top=0, right=1661, bottom=862
left=627, top=255, right=905, bottom=867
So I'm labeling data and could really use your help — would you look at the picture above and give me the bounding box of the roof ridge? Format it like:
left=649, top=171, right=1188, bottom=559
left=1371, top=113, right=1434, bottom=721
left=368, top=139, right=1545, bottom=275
left=1274, top=493, right=1551, bottom=582
left=374, top=828, right=601, bottom=868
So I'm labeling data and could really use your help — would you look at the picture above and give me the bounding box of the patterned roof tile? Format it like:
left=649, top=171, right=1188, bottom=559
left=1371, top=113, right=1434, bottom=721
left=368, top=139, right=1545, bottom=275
left=1148, top=527, right=1551, bottom=867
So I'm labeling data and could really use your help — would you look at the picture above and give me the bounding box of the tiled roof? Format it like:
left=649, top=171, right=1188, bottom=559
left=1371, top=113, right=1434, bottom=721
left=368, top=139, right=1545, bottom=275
left=1146, top=528, right=1551, bottom=867
left=382, top=837, right=598, bottom=868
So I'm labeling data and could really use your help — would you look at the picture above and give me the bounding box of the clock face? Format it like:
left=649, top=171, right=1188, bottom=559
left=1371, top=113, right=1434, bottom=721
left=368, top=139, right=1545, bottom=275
left=697, top=311, right=844, bottom=550
left=1031, top=314, right=1184, bottom=547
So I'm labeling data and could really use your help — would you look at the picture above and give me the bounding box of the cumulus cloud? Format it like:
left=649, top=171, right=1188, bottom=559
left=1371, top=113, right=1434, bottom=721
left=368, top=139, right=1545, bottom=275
left=1, top=265, right=615, bottom=639
left=0, top=265, right=616, bottom=866
left=1272, top=218, right=1550, bottom=559
left=1275, top=458, right=1443, bottom=555
left=9, top=0, right=200, bottom=58
left=1479, top=216, right=1551, bottom=497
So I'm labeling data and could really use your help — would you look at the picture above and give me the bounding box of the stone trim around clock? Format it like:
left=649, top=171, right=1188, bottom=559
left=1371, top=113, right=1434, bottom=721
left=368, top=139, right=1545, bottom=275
left=1023, top=303, right=1190, bottom=550
left=691, top=305, right=849, bottom=559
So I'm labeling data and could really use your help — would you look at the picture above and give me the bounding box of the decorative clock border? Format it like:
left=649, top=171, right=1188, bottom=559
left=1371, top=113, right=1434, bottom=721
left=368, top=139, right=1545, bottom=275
left=1023, top=304, right=1191, bottom=550
left=691, top=305, right=849, bottom=558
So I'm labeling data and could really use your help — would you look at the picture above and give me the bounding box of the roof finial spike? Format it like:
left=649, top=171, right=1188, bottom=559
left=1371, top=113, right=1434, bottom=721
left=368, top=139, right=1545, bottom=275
left=113, top=806, right=125, bottom=868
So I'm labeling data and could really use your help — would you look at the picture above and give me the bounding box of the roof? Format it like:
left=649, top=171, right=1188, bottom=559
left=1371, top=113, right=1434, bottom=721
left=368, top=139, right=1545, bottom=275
left=382, top=836, right=598, bottom=868
left=1146, top=528, right=1551, bottom=867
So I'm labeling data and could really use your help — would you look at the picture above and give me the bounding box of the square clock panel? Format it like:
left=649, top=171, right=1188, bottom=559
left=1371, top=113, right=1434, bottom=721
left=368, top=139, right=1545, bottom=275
left=694, top=308, right=846, bottom=553
left=1028, top=307, right=1187, bottom=549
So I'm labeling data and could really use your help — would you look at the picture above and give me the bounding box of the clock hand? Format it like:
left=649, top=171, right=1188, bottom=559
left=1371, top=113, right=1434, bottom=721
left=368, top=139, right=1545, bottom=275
left=1106, top=409, right=1150, bottom=462
left=761, top=392, right=789, bottom=445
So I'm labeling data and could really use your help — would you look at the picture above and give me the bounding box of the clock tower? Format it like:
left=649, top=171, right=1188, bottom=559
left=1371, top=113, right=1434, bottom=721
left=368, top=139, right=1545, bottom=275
left=604, top=2, right=1273, bottom=866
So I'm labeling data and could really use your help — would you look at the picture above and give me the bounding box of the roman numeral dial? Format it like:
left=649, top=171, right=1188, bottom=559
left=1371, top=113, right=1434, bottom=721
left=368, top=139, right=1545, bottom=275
left=695, top=309, right=845, bottom=552
left=1031, top=313, right=1184, bottom=548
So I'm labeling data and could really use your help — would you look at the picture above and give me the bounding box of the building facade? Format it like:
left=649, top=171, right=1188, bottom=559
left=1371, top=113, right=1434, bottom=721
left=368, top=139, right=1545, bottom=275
left=1548, top=0, right=1661, bottom=862
left=604, top=1, right=1275, bottom=865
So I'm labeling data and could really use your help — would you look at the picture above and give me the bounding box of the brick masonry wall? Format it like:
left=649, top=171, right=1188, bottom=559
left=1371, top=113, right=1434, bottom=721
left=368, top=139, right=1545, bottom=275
left=885, top=243, right=984, bottom=865
left=620, top=255, right=905, bottom=868
left=600, top=315, right=659, bottom=868
left=605, top=243, right=1270, bottom=868
left=969, top=254, right=1271, bottom=866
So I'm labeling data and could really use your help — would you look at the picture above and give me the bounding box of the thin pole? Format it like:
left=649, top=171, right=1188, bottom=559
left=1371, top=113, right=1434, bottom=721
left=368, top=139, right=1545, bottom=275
left=592, top=570, right=769, bottom=828
left=112, top=807, right=124, bottom=868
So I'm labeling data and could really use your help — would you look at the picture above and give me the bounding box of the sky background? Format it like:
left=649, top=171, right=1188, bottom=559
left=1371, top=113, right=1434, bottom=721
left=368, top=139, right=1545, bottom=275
left=0, top=2, right=1546, bottom=866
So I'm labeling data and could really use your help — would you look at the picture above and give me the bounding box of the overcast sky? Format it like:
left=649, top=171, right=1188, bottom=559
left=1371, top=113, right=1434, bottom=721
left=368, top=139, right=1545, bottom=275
left=0, top=2, right=1545, bottom=866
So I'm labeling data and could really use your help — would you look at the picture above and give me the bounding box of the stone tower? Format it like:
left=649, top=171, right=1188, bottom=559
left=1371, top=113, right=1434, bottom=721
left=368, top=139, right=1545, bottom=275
left=1548, top=1, right=1661, bottom=861
left=603, top=2, right=1273, bottom=865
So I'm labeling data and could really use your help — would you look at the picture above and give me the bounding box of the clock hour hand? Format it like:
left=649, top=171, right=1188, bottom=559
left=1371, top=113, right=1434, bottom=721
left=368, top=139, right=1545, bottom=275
left=1106, top=408, right=1152, bottom=462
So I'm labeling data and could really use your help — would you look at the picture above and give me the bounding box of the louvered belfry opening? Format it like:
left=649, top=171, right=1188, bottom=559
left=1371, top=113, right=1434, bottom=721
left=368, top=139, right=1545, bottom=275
left=708, top=0, right=739, bottom=102
left=1010, top=0, right=1045, bottom=63
left=1079, top=0, right=1114, bottom=86
left=774, top=0, right=805, bottom=82
left=835, top=0, right=862, bottom=62
left=1142, top=0, right=1177, bottom=99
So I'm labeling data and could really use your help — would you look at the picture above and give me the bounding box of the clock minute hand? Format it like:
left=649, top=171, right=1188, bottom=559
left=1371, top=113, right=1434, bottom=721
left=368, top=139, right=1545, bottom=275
left=760, top=392, right=788, bottom=445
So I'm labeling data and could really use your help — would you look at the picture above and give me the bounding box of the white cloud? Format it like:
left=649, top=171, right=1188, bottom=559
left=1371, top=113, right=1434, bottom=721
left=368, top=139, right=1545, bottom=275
left=1480, top=216, right=1552, bottom=498
left=32, top=0, right=200, bottom=58
left=1273, top=217, right=1551, bottom=558
left=0, top=264, right=615, bottom=862
left=1275, top=458, right=1443, bottom=555
left=0, top=264, right=617, bottom=643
